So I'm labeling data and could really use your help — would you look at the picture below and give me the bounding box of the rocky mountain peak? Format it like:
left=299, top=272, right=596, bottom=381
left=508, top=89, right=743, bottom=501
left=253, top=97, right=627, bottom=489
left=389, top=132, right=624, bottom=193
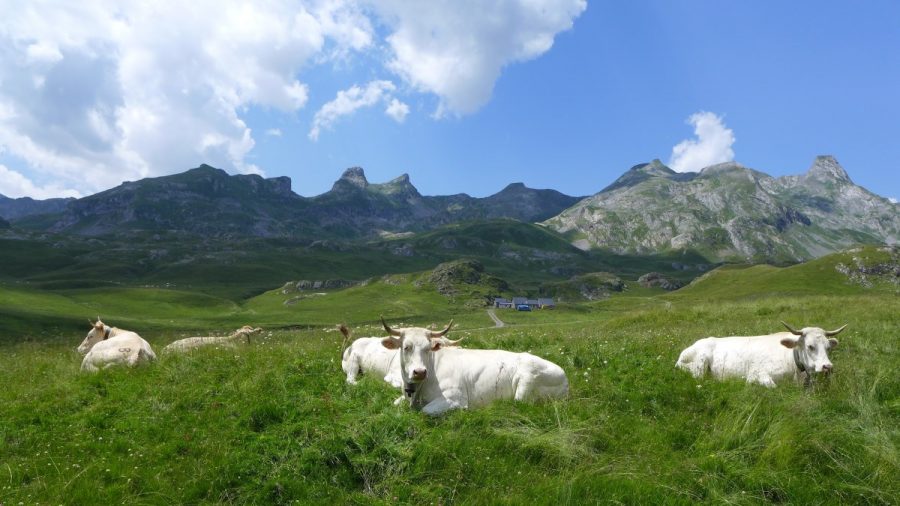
left=600, top=159, right=678, bottom=193
left=336, top=167, right=369, bottom=189
left=643, top=159, right=673, bottom=174
left=373, top=173, right=421, bottom=196
left=499, top=182, right=528, bottom=193
left=390, top=173, right=410, bottom=184
left=699, top=161, right=745, bottom=175
left=806, top=155, right=851, bottom=183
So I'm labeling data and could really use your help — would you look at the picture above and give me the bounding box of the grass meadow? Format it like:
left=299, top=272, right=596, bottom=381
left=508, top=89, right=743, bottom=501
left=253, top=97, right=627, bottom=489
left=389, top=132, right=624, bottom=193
left=0, top=251, right=897, bottom=504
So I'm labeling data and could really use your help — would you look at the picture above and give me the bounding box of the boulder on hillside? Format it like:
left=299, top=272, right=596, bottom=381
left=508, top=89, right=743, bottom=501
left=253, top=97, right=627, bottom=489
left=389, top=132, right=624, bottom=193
left=638, top=272, right=683, bottom=291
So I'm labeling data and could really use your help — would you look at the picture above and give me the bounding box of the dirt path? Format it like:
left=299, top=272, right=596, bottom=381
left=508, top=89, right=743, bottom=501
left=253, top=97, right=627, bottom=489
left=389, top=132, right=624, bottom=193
left=487, top=309, right=505, bottom=328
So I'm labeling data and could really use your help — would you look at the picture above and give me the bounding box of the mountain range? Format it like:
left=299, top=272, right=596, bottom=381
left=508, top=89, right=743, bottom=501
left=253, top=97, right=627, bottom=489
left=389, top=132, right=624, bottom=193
left=2, top=156, right=896, bottom=262
left=0, top=194, right=73, bottom=221
left=546, top=156, right=898, bottom=261
left=8, top=165, right=581, bottom=239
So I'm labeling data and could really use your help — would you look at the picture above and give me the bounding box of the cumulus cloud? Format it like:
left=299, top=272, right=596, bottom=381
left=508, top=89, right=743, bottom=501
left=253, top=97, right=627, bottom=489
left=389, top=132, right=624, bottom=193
left=385, top=98, right=410, bottom=123
left=309, top=80, right=398, bottom=140
left=265, top=128, right=283, bottom=137
left=0, top=164, right=81, bottom=199
left=669, top=112, right=736, bottom=173
left=375, top=0, right=587, bottom=116
left=0, top=0, right=585, bottom=197
left=0, top=0, right=373, bottom=195
left=890, top=197, right=898, bottom=205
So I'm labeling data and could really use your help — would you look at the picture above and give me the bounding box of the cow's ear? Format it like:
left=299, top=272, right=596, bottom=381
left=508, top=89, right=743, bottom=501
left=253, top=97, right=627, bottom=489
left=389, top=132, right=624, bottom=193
left=381, top=336, right=400, bottom=350
left=780, top=337, right=799, bottom=349
left=827, top=338, right=839, bottom=349
left=430, top=339, right=443, bottom=352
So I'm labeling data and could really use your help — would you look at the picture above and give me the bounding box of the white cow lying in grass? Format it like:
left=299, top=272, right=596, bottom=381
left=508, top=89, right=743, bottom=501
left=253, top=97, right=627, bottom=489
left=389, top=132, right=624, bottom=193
left=339, top=323, right=463, bottom=387
left=676, top=322, right=846, bottom=387
left=163, top=325, right=263, bottom=354
left=77, top=318, right=157, bottom=372
left=380, top=317, right=569, bottom=415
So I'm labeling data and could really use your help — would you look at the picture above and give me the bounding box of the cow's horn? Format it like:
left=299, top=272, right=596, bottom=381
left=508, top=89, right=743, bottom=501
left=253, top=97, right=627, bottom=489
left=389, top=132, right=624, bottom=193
left=781, top=321, right=803, bottom=335
left=441, top=336, right=465, bottom=346
left=381, top=316, right=401, bottom=337
left=825, top=324, right=848, bottom=337
left=428, top=319, right=454, bottom=337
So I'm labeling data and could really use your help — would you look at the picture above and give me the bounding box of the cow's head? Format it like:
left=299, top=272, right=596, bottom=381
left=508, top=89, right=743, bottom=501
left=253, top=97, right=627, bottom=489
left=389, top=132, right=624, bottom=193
left=381, top=317, right=454, bottom=389
left=780, top=322, right=846, bottom=374
left=77, top=317, right=109, bottom=354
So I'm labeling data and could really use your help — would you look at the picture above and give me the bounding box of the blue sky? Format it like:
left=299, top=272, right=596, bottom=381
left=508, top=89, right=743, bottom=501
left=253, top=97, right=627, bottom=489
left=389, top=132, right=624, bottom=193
left=1, top=1, right=898, bottom=202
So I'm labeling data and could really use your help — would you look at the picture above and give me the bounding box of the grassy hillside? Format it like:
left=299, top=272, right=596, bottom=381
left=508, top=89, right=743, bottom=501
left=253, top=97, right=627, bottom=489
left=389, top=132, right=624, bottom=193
left=0, top=220, right=709, bottom=301
left=0, top=248, right=897, bottom=503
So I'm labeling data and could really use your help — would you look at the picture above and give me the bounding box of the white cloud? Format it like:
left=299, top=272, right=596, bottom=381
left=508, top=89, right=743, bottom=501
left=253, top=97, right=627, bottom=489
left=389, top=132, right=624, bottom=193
left=385, top=98, right=409, bottom=123
left=889, top=197, right=898, bottom=204
left=0, top=1, right=374, bottom=194
left=265, top=128, right=283, bottom=137
left=374, top=0, right=587, bottom=116
left=0, top=164, right=81, bottom=199
left=309, top=80, right=396, bottom=140
left=669, top=111, right=736, bottom=173
left=0, top=1, right=585, bottom=197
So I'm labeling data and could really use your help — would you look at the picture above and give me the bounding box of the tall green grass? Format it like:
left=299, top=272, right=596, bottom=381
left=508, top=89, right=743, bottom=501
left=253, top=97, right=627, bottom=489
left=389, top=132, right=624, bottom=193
left=1, top=278, right=897, bottom=503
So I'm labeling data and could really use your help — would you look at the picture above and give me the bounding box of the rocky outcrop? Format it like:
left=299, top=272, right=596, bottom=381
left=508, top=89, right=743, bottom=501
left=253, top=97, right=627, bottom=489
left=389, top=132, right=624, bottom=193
left=638, top=272, right=683, bottom=291
left=541, top=272, right=625, bottom=301
left=281, top=279, right=358, bottom=293
left=834, top=246, right=899, bottom=289
left=426, top=259, right=510, bottom=306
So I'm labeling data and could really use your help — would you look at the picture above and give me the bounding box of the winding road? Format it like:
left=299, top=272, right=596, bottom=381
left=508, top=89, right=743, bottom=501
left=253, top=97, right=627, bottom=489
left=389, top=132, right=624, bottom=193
left=487, top=309, right=505, bottom=328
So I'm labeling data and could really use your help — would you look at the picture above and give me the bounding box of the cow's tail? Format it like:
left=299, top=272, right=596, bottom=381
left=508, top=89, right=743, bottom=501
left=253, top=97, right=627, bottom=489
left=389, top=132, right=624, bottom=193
left=338, top=324, right=352, bottom=361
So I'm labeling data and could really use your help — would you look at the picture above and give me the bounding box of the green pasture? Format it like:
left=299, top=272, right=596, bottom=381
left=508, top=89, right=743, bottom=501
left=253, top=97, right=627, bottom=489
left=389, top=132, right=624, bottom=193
left=0, top=248, right=897, bottom=504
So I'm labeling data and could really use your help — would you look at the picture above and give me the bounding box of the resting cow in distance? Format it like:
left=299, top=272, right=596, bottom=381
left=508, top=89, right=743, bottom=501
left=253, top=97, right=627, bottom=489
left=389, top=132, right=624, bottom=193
left=676, top=322, right=846, bottom=387
left=77, top=318, right=157, bottom=372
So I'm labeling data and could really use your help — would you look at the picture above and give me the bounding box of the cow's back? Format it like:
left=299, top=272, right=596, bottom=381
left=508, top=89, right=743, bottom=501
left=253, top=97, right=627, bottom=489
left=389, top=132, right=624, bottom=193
left=685, top=333, right=795, bottom=382
left=432, top=349, right=567, bottom=407
left=82, top=332, right=155, bottom=371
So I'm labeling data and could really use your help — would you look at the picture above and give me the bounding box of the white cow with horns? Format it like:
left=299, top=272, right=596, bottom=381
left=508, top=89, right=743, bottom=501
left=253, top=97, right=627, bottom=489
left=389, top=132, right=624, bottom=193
left=675, top=322, right=847, bottom=387
left=77, top=318, right=157, bottom=372
left=379, top=317, right=569, bottom=415
left=338, top=323, right=464, bottom=387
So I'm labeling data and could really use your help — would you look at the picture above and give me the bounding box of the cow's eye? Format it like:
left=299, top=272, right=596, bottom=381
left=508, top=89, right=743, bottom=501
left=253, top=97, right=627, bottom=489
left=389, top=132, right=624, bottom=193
left=807, top=345, right=815, bottom=351
left=403, top=345, right=411, bottom=352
